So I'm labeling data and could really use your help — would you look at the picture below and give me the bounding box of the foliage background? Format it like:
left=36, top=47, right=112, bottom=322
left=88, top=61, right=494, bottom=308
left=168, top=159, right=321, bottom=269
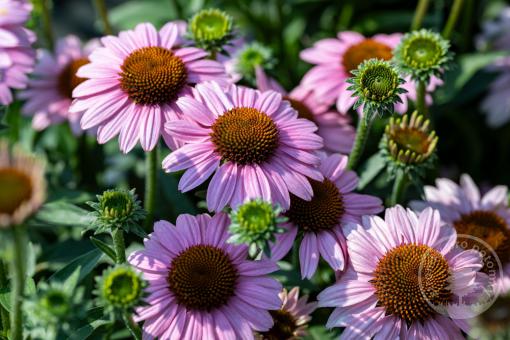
left=2, top=0, right=509, bottom=338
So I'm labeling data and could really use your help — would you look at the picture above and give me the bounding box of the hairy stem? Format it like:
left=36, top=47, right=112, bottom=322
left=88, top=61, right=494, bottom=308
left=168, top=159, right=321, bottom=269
left=123, top=313, right=142, bottom=340
left=10, top=225, right=27, bottom=340
left=112, top=228, right=126, bottom=264
left=144, top=147, right=158, bottom=232
left=416, top=80, right=427, bottom=116
left=39, top=0, right=55, bottom=51
left=347, top=116, right=372, bottom=170
left=389, top=170, right=408, bottom=206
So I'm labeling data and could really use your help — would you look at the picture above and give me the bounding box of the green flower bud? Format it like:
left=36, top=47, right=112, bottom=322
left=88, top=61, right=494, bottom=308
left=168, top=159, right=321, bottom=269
left=190, top=8, right=234, bottom=55
left=87, top=189, right=146, bottom=237
left=380, top=111, right=438, bottom=178
left=96, top=265, right=146, bottom=312
left=393, top=29, right=452, bottom=82
left=234, top=42, right=276, bottom=84
left=228, top=199, right=287, bottom=257
left=347, top=58, right=406, bottom=119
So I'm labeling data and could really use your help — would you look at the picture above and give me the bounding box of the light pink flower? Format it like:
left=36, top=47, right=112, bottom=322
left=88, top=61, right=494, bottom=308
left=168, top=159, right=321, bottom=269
left=256, top=67, right=355, bottom=154
left=256, top=287, right=317, bottom=339
left=411, top=174, right=510, bottom=294
left=269, top=153, right=383, bottom=279
left=70, top=22, right=227, bottom=153
left=319, top=205, right=486, bottom=339
left=299, top=31, right=442, bottom=114
left=0, top=0, right=35, bottom=105
left=162, top=81, right=324, bottom=212
left=20, top=35, right=99, bottom=134
left=128, top=213, right=282, bottom=340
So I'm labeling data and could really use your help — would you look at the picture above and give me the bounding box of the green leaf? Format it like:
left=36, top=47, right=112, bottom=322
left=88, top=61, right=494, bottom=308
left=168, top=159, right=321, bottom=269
left=49, top=249, right=102, bottom=284
left=31, top=201, right=94, bottom=227
left=69, top=308, right=111, bottom=340
left=90, top=236, right=116, bottom=262
left=0, top=278, right=36, bottom=313
left=437, top=51, right=510, bottom=104
left=304, top=326, right=338, bottom=340
left=109, top=0, right=172, bottom=30
left=357, top=153, right=386, bottom=190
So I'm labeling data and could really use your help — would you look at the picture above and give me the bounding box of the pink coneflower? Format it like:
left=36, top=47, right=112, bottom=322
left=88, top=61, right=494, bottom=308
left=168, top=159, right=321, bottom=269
left=318, top=205, right=486, bottom=339
left=0, top=0, right=35, bottom=105
left=256, top=67, right=355, bottom=154
left=70, top=22, right=227, bottom=153
left=299, top=31, right=442, bottom=114
left=411, top=174, right=510, bottom=293
left=162, top=81, right=324, bottom=212
left=256, top=287, right=317, bottom=340
left=270, top=154, right=383, bottom=278
left=128, top=213, right=282, bottom=339
left=20, top=35, right=99, bottom=134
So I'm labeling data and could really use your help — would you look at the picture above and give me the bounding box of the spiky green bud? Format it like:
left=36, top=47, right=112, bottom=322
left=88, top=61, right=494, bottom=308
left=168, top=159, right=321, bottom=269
left=380, top=111, right=438, bottom=179
left=95, top=265, right=146, bottom=313
left=393, top=29, right=452, bottom=82
left=234, top=42, right=276, bottom=83
left=347, top=58, right=406, bottom=119
left=190, top=8, right=234, bottom=55
left=87, top=189, right=146, bottom=237
left=228, top=199, right=287, bottom=257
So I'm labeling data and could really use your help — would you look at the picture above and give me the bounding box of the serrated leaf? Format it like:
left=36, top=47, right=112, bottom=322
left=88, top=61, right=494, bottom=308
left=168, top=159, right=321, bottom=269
left=69, top=307, right=111, bottom=340
left=357, top=153, right=386, bottom=190
left=90, top=236, right=116, bottom=262
left=49, top=248, right=102, bottom=284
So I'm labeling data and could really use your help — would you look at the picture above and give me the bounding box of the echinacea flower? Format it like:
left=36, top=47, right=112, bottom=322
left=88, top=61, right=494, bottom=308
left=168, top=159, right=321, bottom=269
left=20, top=35, right=99, bottom=134
left=162, top=81, right=324, bottom=212
left=256, top=67, right=355, bottom=154
left=128, top=213, right=282, bottom=339
left=319, top=205, right=486, bottom=339
left=380, top=110, right=438, bottom=177
left=475, top=9, right=510, bottom=127
left=0, top=141, right=45, bottom=228
left=299, top=31, right=442, bottom=114
left=270, top=154, right=383, bottom=278
left=70, top=22, right=228, bottom=153
left=0, top=0, right=35, bottom=105
left=411, top=174, right=510, bottom=293
left=256, top=287, right=317, bottom=340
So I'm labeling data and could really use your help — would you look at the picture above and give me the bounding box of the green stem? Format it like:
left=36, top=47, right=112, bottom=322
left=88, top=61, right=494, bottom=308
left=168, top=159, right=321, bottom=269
left=93, top=0, right=113, bottom=35
left=411, top=0, right=430, bottom=30
left=144, top=147, right=158, bottom=232
left=39, top=0, right=55, bottom=51
left=123, top=313, right=142, bottom=340
left=10, top=225, right=27, bottom=340
left=416, top=80, right=427, bottom=116
left=347, top=116, right=372, bottom=170
left=0, top=260, right=9, bottom=334
left=389, top=171, right=408, bottom=206
left=442, top=0, right=464, bottom=39
left=112, top=228, right=126, bottom=264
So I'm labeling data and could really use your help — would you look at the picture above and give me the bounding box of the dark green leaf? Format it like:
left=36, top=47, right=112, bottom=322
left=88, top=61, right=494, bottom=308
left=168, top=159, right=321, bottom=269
left=49, top=249, right=102, bottom=284
left=358, top=153, right=386, bottom=190
left=90, top=236, right=116, bottom=262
